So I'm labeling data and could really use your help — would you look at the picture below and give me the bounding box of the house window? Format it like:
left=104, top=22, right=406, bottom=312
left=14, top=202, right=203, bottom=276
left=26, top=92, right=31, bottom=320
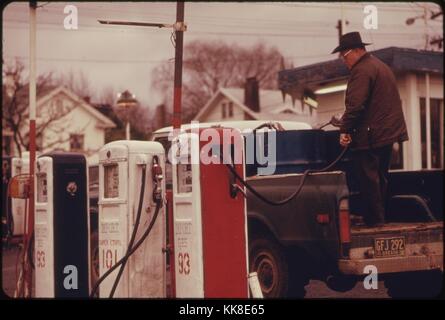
left=228, top=102, right=234, bottom=117
left=221, top=103, right=227, bottom=118
left=420, top=98, right=443, bottom=169
left=56, top=99, right=63, bottom=109
left=70, top=134, right=84, bottom=151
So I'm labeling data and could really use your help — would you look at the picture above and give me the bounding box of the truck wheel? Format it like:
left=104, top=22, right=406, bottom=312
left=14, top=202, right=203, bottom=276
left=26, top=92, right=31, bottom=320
left=384, top=270, right=443, bottom=298
left=90, top=230, right=99, bottom=297
left=249, top=237, right=289, bottom=298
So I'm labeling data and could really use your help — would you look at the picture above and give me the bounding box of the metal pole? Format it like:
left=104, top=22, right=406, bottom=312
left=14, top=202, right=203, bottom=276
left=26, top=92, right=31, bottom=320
left=126, top=121, right=130, bottom=140
left=425, top=73, right=431, bottom=169
left=337, top=20, right=342, bottom=42
left=27, top=0, right=37, bottom=298
left=340, top=3, right=346, bottom=35
left=424, top=4, right=429, bottom=50
left=172, top=2, right=184, bottom=130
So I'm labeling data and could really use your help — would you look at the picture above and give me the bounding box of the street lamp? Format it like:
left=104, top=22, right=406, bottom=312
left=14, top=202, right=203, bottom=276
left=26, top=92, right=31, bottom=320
left=116, top=90, right=137, bottom=140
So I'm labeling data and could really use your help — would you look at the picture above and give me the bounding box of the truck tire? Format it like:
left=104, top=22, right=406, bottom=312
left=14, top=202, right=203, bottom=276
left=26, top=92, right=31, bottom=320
left=384, top=270, right=443, bottom=298
left=249, top=237, right=289, bottom=298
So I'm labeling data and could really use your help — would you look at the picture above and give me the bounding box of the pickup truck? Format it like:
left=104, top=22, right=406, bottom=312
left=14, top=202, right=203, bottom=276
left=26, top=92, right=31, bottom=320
left=151, top=120, right=443, bottom=298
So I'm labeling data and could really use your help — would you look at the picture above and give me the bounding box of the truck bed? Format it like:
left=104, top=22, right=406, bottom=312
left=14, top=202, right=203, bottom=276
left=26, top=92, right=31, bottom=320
left=339, top=221, right=443, bottom=275
left=351, top=221, right=443, bottom=235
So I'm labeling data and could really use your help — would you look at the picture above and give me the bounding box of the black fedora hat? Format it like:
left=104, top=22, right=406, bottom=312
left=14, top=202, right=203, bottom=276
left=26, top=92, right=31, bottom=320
left=331, top=31, right=371, bottom=54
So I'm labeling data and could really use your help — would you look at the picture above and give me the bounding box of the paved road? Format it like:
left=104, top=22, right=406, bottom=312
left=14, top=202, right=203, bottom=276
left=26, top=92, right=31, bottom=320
left=2, top=244, right=388, bottom=299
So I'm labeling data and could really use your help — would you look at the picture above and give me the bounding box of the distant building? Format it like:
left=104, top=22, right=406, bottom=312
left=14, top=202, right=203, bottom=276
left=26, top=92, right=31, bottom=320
left=193, top=77, right=316, bottom=125
left=279, top=47, right=443, bottom=171
left=3, top=86, right=116, bottom=163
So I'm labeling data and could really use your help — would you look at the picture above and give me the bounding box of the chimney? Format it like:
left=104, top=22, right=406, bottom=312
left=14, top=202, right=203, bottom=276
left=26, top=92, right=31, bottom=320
left=244, top=77, right=260, bottom=113
left=156, top=104, right=167, bottom=129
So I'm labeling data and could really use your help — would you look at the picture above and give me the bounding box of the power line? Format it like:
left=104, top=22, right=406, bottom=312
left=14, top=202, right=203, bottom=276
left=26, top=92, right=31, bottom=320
left=4, top=20, right=435, bottom=39
left=6, top=2, right=436, bottom=28
left=4, top=51, right=334, bottom=65
left=4, top=55, right=171, bottom=64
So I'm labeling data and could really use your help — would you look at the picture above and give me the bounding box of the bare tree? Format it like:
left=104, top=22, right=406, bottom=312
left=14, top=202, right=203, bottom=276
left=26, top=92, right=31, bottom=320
left=2, top=59, right=76, bottom=156
left=56, top=69, right=93, bottom=99
left=151, top=40, right=284, bottom=122
left=100, top=86, right=118, bottom=106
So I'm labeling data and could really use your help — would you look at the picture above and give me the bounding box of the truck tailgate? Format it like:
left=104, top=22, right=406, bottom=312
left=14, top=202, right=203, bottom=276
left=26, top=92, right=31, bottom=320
left=338, top=222, right=443, bottom=275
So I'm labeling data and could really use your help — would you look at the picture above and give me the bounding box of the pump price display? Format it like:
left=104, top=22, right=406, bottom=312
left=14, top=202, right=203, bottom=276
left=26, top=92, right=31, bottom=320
left=104, top=164, right=119, bottom=198
left=177, top=163, right=192, bottom=193
left=36, top=173, right=48, bottom=203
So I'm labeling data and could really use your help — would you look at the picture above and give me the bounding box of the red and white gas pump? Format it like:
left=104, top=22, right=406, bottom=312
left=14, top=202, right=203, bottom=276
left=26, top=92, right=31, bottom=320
left=171, top=127, right=249, bottom=298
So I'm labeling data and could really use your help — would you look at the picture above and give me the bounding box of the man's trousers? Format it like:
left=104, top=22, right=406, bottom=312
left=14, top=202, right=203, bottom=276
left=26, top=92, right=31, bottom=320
left=352, top=144, right=393, bottom=226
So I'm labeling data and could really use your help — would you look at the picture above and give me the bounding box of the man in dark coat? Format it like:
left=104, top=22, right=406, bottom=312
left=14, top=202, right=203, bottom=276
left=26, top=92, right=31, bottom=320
left=332, top=32, right=409, bottom=226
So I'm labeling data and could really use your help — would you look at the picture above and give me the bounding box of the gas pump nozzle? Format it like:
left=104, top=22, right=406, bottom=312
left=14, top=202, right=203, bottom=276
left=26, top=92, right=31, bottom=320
left=317, top=113, right=344, bottom=130
left=151, top=156, right=163, bottom=205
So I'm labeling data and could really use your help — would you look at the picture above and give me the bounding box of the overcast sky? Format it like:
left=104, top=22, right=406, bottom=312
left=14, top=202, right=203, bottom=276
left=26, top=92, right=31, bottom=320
left=2, top=2, right=443, bottom=110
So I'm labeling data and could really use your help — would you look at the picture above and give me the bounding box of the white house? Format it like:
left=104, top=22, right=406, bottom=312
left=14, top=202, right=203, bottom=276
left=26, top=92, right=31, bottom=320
left=279, top=47, right=443, bottom=171
left=9, top=86, right=116, bottom=163
left=193, top=77, right=317, bottom=126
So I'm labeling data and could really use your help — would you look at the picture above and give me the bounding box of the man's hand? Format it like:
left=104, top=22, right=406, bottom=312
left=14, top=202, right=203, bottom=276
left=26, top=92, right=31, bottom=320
left=340, top=133, right=352, bottom=147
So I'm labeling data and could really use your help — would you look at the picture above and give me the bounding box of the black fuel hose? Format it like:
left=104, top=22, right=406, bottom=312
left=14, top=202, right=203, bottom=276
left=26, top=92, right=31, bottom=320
left=223, top=146, right=349, bottom=206
left=108, top=165, right=147, bottom=298
left=90, top=185, right=162, bottom=298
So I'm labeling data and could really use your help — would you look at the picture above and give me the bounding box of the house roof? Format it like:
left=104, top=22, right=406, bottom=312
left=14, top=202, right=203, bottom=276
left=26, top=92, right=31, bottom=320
left=194, top=87, right=315, bottom=125
left=278, top=46, right=444, bottom=95
left=37, top=86, right=116, bottom=129
left=10, top=85, right=116, bottom=129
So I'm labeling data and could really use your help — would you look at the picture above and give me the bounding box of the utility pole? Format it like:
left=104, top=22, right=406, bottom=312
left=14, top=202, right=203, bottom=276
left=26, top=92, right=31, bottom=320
left=406, top=4, right=443, bottom=50
left=340, top=3, right=346, bottom=36
left=172, top=2, right=184, bottom=130
left=336, top=20, right=343, bottom=42
left=423, top=4, right=430, bottom=50
left=26, top=0, right=37, bottom=298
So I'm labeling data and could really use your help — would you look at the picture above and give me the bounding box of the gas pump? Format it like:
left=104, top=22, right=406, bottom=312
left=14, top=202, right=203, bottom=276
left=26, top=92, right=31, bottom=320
left=11, top=153, right=30, bottom=237
left=34, top=152, right=90, bottom=298
left=96, top=141, right=166, bottom=298
left=172, top=128, right=249, bottom=298
left=2, top=156, right=12, bottom=241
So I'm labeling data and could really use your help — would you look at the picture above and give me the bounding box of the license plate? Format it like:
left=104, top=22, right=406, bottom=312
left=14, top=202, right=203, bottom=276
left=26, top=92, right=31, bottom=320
left=374, top=237, right=406, bottom=258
